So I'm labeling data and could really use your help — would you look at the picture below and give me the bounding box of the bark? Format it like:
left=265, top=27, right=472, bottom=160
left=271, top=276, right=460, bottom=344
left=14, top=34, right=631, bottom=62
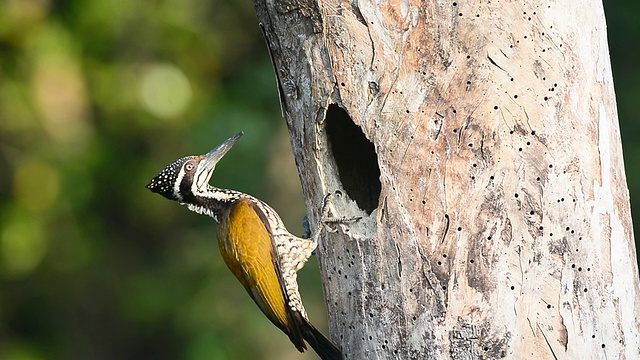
left=254, top=0, right=640, bottom=359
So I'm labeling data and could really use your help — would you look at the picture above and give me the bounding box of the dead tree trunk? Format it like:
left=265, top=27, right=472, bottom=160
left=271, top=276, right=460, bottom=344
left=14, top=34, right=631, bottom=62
left=254, top=0, right=640, bottom=358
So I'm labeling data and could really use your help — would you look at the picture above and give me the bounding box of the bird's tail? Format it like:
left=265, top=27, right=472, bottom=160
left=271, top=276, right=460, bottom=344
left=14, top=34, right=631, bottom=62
left=301, top=319, right=342, bottom=360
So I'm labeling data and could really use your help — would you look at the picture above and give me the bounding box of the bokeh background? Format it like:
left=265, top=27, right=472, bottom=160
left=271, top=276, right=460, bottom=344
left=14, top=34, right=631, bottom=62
left=0, top=1, right=638, bottom=359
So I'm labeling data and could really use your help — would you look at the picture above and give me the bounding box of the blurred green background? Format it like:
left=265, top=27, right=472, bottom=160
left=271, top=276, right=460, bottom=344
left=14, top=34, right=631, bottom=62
left=0, top=1, right=638, bottom=359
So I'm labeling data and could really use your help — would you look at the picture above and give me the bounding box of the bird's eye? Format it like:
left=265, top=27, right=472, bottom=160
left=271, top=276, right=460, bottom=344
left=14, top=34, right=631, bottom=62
left=185, top=162, right=195, bottom=171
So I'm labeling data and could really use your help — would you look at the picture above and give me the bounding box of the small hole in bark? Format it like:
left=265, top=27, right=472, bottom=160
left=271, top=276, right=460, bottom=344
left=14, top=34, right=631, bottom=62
left=547, top=304, right=551, bottom=309
left=487, top=235, right=492, bottom=240
left=490, top=176, right=495, bottom=180
left=437, top=261, right=442, bottom=266
left=529, top=210, right=534, bottom=215
left=470, top=259, right=475, bottom=263
left=601, top=344, right=605, bottom=348
left=494, top=105, right=499, bottom=110
left=572, top=264, right=576, bottom=268
left=584, top=288, right=588, bottom=292
left=457, top=227, right=462, bottom=231
left=514, top=193, right=519, bottom=198
left=453, top=129, right=458, bottom=133
left=510, top=286, right=515, bottom=290
left=326, top=104, right=381, bottom=214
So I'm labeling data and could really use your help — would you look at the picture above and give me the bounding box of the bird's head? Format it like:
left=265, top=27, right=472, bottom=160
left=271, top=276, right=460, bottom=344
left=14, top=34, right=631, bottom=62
left=147, top=131, right=243, bottom=204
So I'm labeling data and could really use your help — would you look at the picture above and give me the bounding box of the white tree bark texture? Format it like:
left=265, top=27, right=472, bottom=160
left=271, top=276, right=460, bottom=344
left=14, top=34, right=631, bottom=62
left=254, top=0, right=640, bottom=359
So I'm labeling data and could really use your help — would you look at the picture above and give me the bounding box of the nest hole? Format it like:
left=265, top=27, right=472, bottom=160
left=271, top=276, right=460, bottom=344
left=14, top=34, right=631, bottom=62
left=325, top=104, right=381, bottom=214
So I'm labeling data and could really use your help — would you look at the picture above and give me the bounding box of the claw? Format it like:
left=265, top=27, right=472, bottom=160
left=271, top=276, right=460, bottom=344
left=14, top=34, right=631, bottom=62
left=309, top=190, right=362, bottom=244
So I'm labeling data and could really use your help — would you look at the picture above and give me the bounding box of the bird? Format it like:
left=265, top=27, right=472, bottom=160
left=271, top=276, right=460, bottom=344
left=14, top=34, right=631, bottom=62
left=146, top=131, right=342, bottom=360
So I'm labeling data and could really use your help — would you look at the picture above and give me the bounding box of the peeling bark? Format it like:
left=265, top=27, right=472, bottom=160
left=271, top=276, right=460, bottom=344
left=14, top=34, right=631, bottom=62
left=254, top=0, right=640, bottom=358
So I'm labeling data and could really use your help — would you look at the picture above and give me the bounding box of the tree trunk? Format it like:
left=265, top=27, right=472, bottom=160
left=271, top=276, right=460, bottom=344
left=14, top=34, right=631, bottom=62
left=254, top=0, right=640, bottom=359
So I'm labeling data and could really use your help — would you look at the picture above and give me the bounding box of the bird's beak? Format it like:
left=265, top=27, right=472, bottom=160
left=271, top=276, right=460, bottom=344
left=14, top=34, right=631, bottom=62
left=194, top=131, right=244, bottom=191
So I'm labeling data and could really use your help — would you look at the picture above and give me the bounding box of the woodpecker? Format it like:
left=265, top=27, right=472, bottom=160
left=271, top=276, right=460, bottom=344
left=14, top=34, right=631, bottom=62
left=147, top=132, right=342, bottom=360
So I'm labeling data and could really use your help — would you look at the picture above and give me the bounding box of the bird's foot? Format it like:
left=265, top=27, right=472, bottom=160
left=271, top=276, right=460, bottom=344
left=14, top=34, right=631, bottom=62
left=305, top=191, right=361, bottom=245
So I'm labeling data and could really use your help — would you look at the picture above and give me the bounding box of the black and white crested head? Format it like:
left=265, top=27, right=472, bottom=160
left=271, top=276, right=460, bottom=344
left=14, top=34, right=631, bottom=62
left=146, top=155, right=199, bottom=202
left=147, top=132, right=245, bottom=218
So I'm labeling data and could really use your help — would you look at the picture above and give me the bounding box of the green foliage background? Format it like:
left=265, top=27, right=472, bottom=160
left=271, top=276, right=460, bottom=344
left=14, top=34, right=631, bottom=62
left=0, top=1, right=637, bottom=359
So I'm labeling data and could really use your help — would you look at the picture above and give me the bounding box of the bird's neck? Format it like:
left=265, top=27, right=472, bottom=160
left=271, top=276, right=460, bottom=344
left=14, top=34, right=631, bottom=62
left=186, top=186, right=244, bottom=222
